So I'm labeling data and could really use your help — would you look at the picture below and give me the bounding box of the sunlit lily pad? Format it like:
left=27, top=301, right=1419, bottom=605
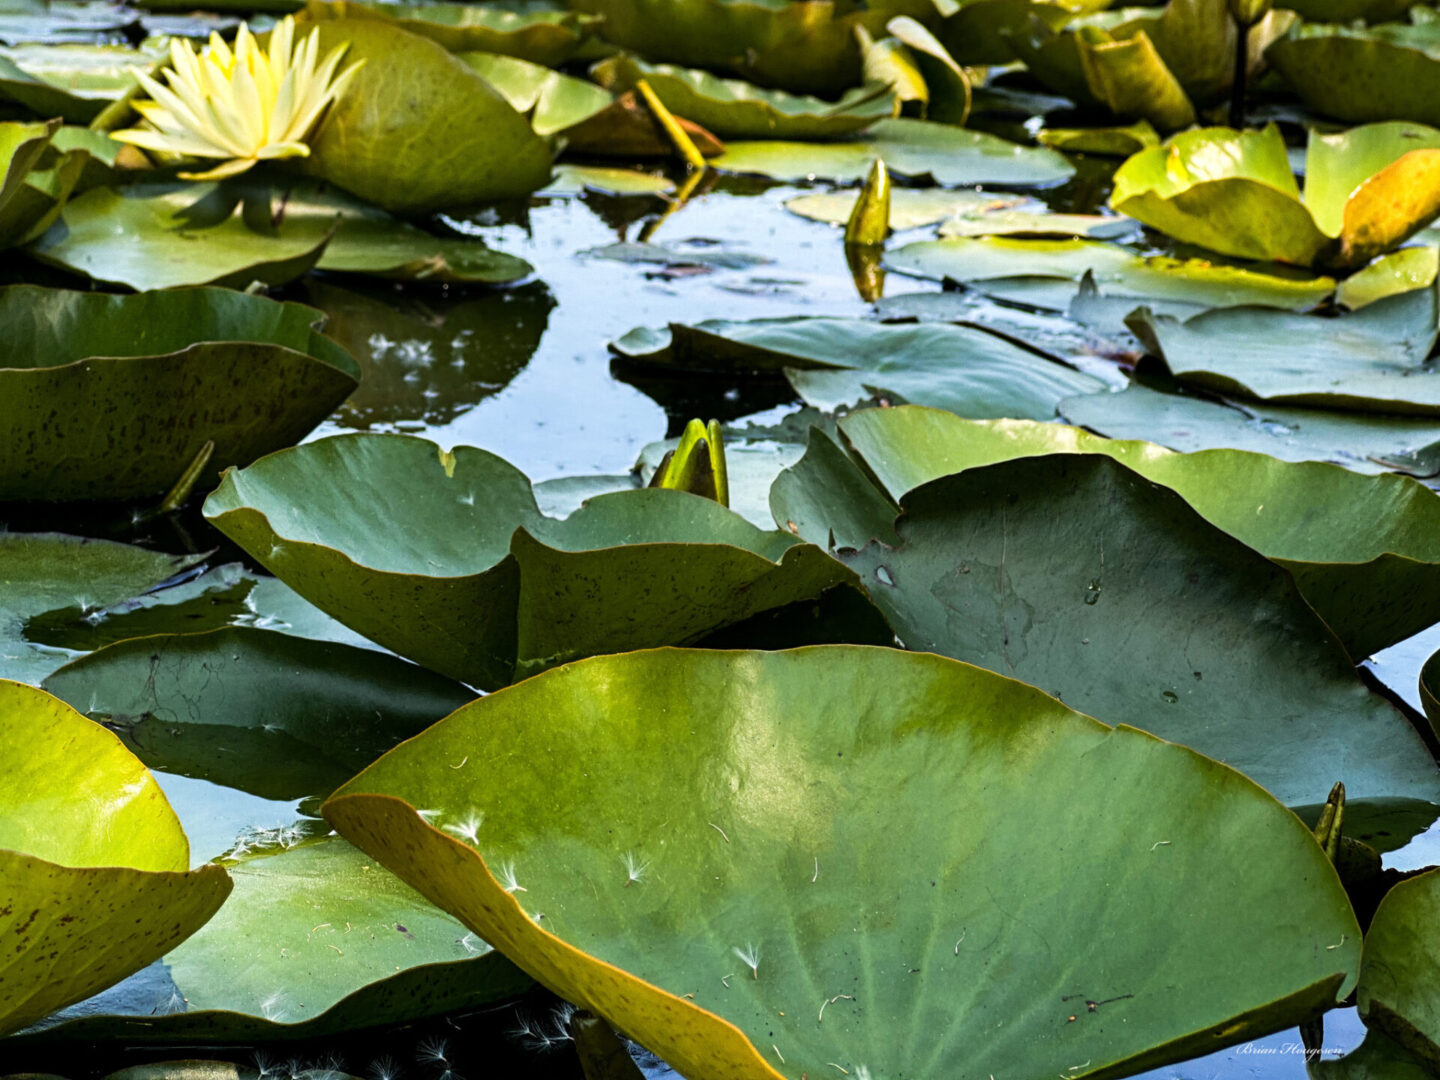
left=324, top=646, right=1361, bottom=1080
left=1337, top=246, right=1439, bottom=310
left=833, top=454, right=1440, bottom=828
left=1268, top=20, right=1440, bottom=128
left=0, top=118, right=63, bottom=245
left=611, top=316, right=1105, bottom=418
left=539, top=163, right=674, bottom=196
left=1128, top=279, right=1440, bottom=414
left=298, top=19, right=554, bottom=213
left=591, top=54, right=893, bottom=139
left=0, top=285, right=359, bottom=501
left=1110, top=123, right=1440, bottom=270
left=42, top=626, right=475, bottom=803
left=801, top=406, right=1440, bottom=658
left=0, top=41, right=166, bottom=122
left=203, top=433, right=855, bottom=689
left=459, top=51, right=611, bottom=136
left=712, top=117, right=1074, bottom=186
left=886, top=236, right=1336, bottom=309
left=0, top=680, right=232, bottom=1037
left=1037, top=119, right=1160, bottom=155
left=310, top=0, right=601, bottom=65
left=784, top=186, right=1130, bottom=237
left=12, top=834, right=530, bottom=1045
left=1060, top=382, right=1440, bottom=477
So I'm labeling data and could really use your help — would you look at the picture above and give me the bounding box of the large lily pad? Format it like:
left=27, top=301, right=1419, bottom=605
left=610, top=316, right=1105, bottom=418
left=806, top=406, right=1440, bottom=658
left=1268, top=20, right=1440, bottom=128
left=203, top=434, right=855, bottom=689
left=712, top=117, right=1074, bottom=186
left=323, top=646, right=1361, bottom=1080
left=311, top=0, right=600, bottom=65
left=41, top=627, right=474, bottom=803
left=298, top=19, right=554, bottom=214
left=1127, top=279, right=1440, bottom=414
left=1059, top=383, right=1440, bottom=476
left=591, top=54, right=893, bottom=140
left=12, top=834, right=531, bottom=1045
left=0, top=680, right=232, bottom=1037
left=1110, top=123, right=1440, bottom=271
left=836, top=455, right=1440, bottom=827
left=0, top=285, right=359, bottom=501
left=885, top=236, right=1336, bottom=310
left=459, top=51, right=612, bottom=136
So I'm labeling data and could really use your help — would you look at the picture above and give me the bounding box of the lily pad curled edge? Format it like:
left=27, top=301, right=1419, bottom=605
left=323, top=646, right=1361, bottom=1080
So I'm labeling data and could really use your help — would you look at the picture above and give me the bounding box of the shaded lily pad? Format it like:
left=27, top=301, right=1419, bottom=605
left=1349, top=867, right=1440, bottom=1068
left=611, top=316, right=1105, bottom=418
left=324, top=646, right=1361, bottom=1080
left=0, top=680, right=232, bottom=1037
left=885, top=236, right=1336, bottom=310
left=1127, top=279, right=1440, bottom=414
left=1037, top=119, right=1160, bottom=155
left=1268, top=20, right=1440, bottom=129
left=42, top=627, right=475, bottom=803
left=784, top=186, right=1130, bottom=237
left=815, top=406, right=1440, bottom=658
left=1060, top=382, right=1440, bottom=477
left=13, top=834, right=530, bottom=1046
left=836, top=454, right=1440, bottom=826
left=0, top=285, right=359, bottom=501
left=459, top=51, right=612, bottom=136
left=312, top=0, right=601, bottom=65
left=712, top=117, right=1074, bottom=186
left=0, top=532, right=203, bottom=684
left=203, top=433, right=855, bottom=689
left=591, top=54, right=893, bottom=140
left=299, top=19, right=554, bottom=214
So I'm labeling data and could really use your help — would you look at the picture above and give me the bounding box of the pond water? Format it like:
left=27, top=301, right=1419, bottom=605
left=6, top=142, right=1434, bottom=1079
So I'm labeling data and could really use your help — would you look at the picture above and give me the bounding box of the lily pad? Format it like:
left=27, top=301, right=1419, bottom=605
left=611, top=316, right=1106, bottom=418
left=784, top=186, right=1130, bottom=238
left=1037, top=119, right=1160, bottom=155
left=712, top=117, right=1074, bottom=186
left=13, top=834, right=531, bottom=1045
left=539, top=163, right=673, bottom=196
left=1059, top=382, right=1440, bottom=477
left=323, top=646, right=1361, bottom=1080
left=299, top=18, right=554, bottom=214
left=0, top=41, right=165, bottom=123
left=0, top=285, right=359, bottom=501
left=311, top=0, right=601, bottom=65
left=1349, top=867, right=1440, bottom=1068
left=1268, top=20, right=1440, bottom=129
left=0, top=680, right=232, bottom=1037
left=813, top=406, right=1440, bottom=658
left=203, top=433, right=855, bottom=689
left=591, top=54, right=893, bottom=140
left=459, top=51, right=611, bottom=136
left=1127, top=279, right=1440, bottom=414
left=1337, top=246, right=1439, bottom=310
left=42, top=626, right=475, bottom=804
left=885, top=236, right=1337, bottom=310
left=837, top=454, right=1440, bottom=826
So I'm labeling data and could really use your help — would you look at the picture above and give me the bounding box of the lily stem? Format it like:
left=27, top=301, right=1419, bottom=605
left=1229, top=18, right=1250, bottom=129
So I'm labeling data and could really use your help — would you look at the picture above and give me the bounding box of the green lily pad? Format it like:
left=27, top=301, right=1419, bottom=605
left=0, top=41, right=164, bottom=123
left=1110, top=123, right=1440, bottom=271
left=0, top=285, right=359, bottom=501
left=203, top=433, right=855, bottom=689
left=300, top=19, right=554, bottom=214
left=1313, top=1030, right=1437, bottom=1080
left=323, top=646, right=1361, bottom=1080
left=569, top=0, right=938, bottom=94
left=712, top=117, right=1074, bottom=186
left=1127, top=279, right=1440, bottom=414
left=591, top=54, right=893, bottom=140
left=0, top=532, right=204, bottom=684
left=886, top=236, right=1337, bottom=309
left=1337, top=246, right=1439, bottom=310
left=0, top=139, right=82, bottom=248
left=1349, top=867, right=1440, bottom=1068
left=611, top=316, right=1106, bottom=418
left=812, top=405, right=1440, bottom=658
left=15, top=834, right=532, bottom=1045
left=836, top=454, right=1440, bottom=826
left=1059, top=383, right=1440, bottom=477
left=784, top=186, right=1131, bottom=238
left=459, top=51, right=611, bottom=136
left=0, top=680, right=232, bottom=1037
left=42, top=626, right=475, bottom=803
left=1268, top=20, right=1440, bottom=129
left=539, top=163, right=674, bottom=196
left=312, top=0, right=601, bottom=65
left=1037, top=119, right=1160, bottom=155
left=0, top=118, right=59, bottom=237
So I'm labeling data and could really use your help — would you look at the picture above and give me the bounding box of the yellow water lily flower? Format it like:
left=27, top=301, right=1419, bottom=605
left=114, top=17, right=362, bottom=182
